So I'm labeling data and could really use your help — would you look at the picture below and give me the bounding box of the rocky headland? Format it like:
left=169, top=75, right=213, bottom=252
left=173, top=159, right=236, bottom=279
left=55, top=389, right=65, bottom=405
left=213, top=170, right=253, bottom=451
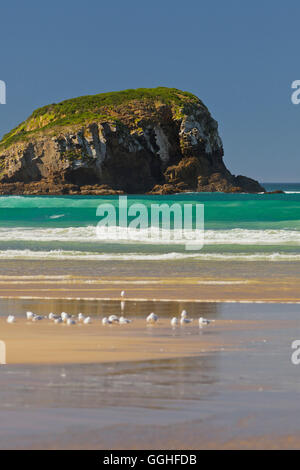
left=0, top=87, right=264, bottom=195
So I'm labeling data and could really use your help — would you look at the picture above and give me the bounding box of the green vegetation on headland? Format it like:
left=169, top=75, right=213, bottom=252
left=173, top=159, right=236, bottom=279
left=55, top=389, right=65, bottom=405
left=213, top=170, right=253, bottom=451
left=0, top=87, right=202, bottom=150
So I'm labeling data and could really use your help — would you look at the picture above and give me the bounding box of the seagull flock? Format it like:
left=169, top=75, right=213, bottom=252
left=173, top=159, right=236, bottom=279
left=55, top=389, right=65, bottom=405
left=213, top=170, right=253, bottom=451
left=5, top=291, right=212, bottom=327
left=170, top=310, right=211, bottom=327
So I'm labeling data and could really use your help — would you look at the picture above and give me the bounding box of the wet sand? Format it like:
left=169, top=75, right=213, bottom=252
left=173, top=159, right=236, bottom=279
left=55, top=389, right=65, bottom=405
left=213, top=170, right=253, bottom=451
left=0, top=274, right=299, bottom=303
left=0, top=297, right=297, bottom=365
left=0, top=258, right=299, bottom=303
left=1, top=315, right=284, bottom=365
left=0, top=317, right=235, bottom=365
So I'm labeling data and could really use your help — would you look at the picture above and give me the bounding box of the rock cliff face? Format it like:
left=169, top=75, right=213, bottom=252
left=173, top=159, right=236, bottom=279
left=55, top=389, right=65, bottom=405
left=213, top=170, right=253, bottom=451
left=0, top=88, right=264, bottom=194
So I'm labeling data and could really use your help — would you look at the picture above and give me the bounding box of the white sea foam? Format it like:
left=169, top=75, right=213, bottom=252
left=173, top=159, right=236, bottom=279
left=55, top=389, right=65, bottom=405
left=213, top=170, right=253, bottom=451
left=0, top=249, right=299, bottom=261
left=0, top=226, right=300, bottom=245
left=49, top=214, right=65, bottom=219
left=204, top=229, right=300, bottom=245
left=0, top=250, right=198, bottom=260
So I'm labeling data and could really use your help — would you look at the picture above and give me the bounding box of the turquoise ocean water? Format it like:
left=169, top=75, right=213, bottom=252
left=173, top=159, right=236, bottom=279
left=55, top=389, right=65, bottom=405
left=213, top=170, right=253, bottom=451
left=0, top=183, right=299, bottom=262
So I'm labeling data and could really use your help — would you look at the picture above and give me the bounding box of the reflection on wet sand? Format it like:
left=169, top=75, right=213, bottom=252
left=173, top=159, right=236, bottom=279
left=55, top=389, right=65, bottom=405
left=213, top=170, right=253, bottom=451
left=0, top=297, right=221, bottom=319
left=0, top=355, right=219, bottom=410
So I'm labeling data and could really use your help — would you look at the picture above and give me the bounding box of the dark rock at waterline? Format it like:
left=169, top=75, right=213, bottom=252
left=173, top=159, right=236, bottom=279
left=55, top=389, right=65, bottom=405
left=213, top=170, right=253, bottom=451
left=263, top=190, right=285, bottom=194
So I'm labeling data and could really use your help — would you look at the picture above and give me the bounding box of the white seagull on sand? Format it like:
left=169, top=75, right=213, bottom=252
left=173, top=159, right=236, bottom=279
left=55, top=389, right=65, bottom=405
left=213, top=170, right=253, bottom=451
left=26, top=311, right=34, bottom=320
left=102, top=317, right=112, bottom=325
left=7, top=315, right=15, bottom=324
left=120, top=290, right=125, bottom=298
left=171, top=317, right=178, bottom=327
left=180, top=317, right=192, bottom=325
left=108, top=315, right=119, bottom=323
left=83, top=316, right=92, bottom=324
left=48, top=313, right=57, bottom=320
left=180, top=310, right=193, bottom=324
left=32, top=315, right=43, bottom=322
left=119, top=316, right=131, bottom=324
left=199, top=317, right=211, bottom=325
left=180, top=309, right=193, bottom=324
left=146, top=312, right=158, bottom=324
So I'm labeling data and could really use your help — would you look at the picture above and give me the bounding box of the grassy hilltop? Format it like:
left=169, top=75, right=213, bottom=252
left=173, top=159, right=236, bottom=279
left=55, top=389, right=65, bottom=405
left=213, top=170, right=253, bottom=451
left=0, top=87, right=203, bottom=150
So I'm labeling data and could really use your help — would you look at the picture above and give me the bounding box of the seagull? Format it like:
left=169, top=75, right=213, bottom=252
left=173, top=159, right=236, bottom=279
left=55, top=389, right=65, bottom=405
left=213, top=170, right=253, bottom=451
left=32, top=315, right=43, bottom=322
left=83, top=316, right=92, bottom=324
left=171, top=317, right=178, bottom=327
left=78, top=313, right=85, bottom=322
left=199, top=317, right=210, bottom=325
left=7, top=315, right=15, bottom=323
left=67, top=318, right=76, bottom=325
left=54, top=317, right=63, bottom=324
left=181, top=310, right=188, bottom=318
left=61, top=312, right=69, bottom=322
left=180, top=309, right=193, bottom=324
left=146, top=312, right=158, bottom=324
left=102, top=317, right=112, bottom=325
left=180, top=316, right=193, bottom=325
left=26, top=311, right=34, bottom=320
left=108, top=315, right=119, bottom=323
left=48, top=313, right=60, bottom=320
left=120, top=290, right=125, bottom=298
left=119, top=316, right=131, bottom=324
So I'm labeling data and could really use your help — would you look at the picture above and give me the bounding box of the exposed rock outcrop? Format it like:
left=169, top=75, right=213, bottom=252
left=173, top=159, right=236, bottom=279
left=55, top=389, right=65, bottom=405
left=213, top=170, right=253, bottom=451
left=0, top=87, right=264, bottom=194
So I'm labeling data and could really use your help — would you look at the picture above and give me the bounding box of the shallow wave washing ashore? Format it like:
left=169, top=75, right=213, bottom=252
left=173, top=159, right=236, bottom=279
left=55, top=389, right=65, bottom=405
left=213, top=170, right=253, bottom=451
left=0, top=249, right=300, bottom=261
left=0, top=250, right=200, bottom=260
left=0, top=227, right=300, bottom=245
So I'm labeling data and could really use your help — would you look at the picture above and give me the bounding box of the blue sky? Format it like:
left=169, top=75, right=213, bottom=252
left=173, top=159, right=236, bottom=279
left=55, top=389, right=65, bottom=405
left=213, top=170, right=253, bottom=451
left=0, top=0, right=299, bottom=182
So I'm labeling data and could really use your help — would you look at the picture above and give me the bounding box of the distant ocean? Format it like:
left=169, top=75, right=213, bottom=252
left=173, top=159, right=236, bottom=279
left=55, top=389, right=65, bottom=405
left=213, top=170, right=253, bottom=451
left=0, top=183, right=299, bottom=263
